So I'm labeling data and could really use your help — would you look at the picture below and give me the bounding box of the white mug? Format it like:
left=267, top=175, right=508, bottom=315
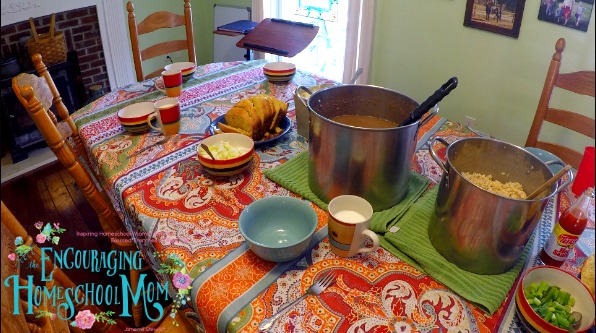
left=327, top=195, right=379, bottom=257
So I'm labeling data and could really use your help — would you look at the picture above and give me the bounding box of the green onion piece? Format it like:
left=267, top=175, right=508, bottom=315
left=568, top=297, right=575, bottom=307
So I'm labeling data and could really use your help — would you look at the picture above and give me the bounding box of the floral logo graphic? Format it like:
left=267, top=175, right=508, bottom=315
left=37, top=310, right=116, bottom=329
left=72, top=309, right=116, bottom=329
left=74, top=310, right=96, bottom=329
left=34, top=221, right=65, bottom=245
left=7, top=222, right=65, bottom=265
left=155, top=251, right=192, bottom=326
left=8, top=236, right=33, bottom=264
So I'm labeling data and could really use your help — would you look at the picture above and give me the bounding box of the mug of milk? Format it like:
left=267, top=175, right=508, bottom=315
left=327, top=195, right=379, bottom=257
left=148, top=97, right=180, bottom=136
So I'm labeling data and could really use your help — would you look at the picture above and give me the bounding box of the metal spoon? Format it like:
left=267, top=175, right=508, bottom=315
left=349, top=67, right=363, bottom=84
left=200, top=143, right=216, bottom=160
left=569, top=311, right=582, bottom=332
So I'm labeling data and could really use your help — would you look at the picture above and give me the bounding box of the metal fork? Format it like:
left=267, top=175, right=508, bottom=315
left=127, top=136, right=169, bottom=158
left=258, top=270, right=337, bottom=332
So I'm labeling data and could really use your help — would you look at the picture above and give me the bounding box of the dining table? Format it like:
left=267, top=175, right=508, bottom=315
left=72, top=59, right=595, bottom=333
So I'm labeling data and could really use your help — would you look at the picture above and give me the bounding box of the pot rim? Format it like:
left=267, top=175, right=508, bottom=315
left=306, top=84, right=421, bottom=131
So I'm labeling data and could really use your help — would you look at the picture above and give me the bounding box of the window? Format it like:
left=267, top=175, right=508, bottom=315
left=255, top=0, right=374, bottom=84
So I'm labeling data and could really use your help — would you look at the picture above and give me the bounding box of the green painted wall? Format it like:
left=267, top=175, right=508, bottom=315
left=371, top=0, right=595, bottom=149
left=125, top=0, right=250, bottom=76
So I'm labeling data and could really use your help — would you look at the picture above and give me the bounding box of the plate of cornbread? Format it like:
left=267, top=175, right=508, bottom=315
left=208, top=94, right=291, bottom=147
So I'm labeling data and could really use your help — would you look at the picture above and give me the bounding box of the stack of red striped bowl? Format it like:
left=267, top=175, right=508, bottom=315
left=263, top=62, right=296, bottom=83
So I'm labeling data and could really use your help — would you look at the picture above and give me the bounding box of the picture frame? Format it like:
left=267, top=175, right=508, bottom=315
left=537, top=0, right=593, bottom=33
left=464, top=0, right=526, bottom=38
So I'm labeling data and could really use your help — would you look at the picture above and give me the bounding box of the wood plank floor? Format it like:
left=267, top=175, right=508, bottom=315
left=1, top=161, right=169, bottom=327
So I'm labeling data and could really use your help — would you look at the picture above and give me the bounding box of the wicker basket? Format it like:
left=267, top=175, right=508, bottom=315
left=26, top=14, right=67, bottom=66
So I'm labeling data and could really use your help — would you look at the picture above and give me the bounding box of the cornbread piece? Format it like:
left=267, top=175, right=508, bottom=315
left=581, top=254, right=595, bottom=295
left=221, top=94, right=288, bottom=140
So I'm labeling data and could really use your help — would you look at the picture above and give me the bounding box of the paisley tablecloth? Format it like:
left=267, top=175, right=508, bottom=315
left=72, top=60, right=594, bottom=333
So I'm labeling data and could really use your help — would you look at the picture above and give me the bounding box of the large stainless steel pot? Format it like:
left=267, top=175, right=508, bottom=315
left=307, top=85, right=436, bottom=211
left=428, top=137, right=572, bottom=275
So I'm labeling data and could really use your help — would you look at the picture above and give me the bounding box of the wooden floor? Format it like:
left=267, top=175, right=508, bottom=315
left=2, top=161, right=112, bottom=255
left=1, top=161, right=169, bottom=327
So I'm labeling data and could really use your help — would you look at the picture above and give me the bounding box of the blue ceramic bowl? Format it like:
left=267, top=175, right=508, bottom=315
left=239, top=196, right=317, bottom=262
left=524, top=147, right=566, bottom=173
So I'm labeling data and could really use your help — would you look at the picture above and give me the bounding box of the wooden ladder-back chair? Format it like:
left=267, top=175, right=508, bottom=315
left=1, top=201, right=199, bottom=333
left=127, top=0, right=196, bottom=82
left=31, top=53, right=92, bottom=171
left=525, top=37, right=596, bottom=169
left=11, top=60, right=145, bottom=327
left=2, top=200, right=94, bottom=333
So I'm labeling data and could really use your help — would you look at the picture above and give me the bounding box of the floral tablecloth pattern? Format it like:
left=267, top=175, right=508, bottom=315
left=72, top=61, right=594, bottom=333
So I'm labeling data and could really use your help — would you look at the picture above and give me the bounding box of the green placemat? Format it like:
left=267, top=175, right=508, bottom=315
left=263, top=152, right=429, bottom=232
left=383, top=186, right=532, bottom=315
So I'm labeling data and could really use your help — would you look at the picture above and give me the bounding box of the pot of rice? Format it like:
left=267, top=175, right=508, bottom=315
left=428, top=137, right=571, bottom=275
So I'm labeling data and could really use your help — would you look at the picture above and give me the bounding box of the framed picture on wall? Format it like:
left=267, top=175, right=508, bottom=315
left=537, top=0, right=593, bottom=32
left=464, top=0, right=526, bottom=38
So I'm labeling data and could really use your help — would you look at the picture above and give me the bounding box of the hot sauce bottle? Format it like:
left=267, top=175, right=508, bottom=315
left=540, top=187, right=594, bottom=267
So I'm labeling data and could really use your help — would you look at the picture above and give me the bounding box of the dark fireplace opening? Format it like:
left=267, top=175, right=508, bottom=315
left=0, top=51, right=85, bottom=163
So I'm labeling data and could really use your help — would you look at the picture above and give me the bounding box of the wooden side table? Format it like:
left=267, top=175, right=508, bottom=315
left=236, top=18, right=319, bottom=58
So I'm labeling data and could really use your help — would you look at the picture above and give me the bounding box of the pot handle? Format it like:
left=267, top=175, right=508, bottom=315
left=419, top=103, right=439, bottom=127
left=429, top=136, right=450, bottom=174
left=295, top=86, right=313, bottom=107
left=546, top=160, right=575, bottom=194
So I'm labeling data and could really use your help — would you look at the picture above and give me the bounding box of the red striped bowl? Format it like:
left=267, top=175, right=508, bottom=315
left=197, top=133, right=255, bottom=176
left=263, top=62, right=296, bottom=83
left=117, top=101, right=154, bottom=133
left=165, top=62, right=196, bottom=81
left=515, top=266, right=595, bottom=333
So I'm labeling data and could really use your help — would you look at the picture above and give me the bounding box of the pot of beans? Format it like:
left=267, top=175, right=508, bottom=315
left=306, top=84, right=438, bottom=211
left=428, top=137, right=573, bottom=275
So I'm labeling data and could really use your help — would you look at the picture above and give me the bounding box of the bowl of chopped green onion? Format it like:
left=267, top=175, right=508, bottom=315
left=516, top=266, right=595, bottom=332
left=197, top=133, right=255, bottom=176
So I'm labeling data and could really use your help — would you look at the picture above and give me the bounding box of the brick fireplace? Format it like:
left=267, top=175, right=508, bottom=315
left=1, top=6, right=110, bottom=92
left=1, top=0, right=136, bottom=90
left=0, top=1, right=135, bottom=162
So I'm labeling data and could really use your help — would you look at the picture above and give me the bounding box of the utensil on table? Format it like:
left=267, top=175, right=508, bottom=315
left=349, top=67, right=363, bottom=84
left=570, top=311, right=582, bottom=332
left=258, top=271, right=337, bottom=332
left=128, top=136, right=170, bottom=158
left=200, top=143, right=216, bottom=160
left=400, top=77, right=458, bottom=126
left=525, top=164, right=572, bottom=200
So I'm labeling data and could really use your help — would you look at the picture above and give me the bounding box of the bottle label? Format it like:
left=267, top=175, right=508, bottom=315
left=543, top=223, right=580, bottom=261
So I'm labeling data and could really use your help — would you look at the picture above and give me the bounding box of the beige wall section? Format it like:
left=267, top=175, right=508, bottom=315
left=371, top=0, right=595, bottom=149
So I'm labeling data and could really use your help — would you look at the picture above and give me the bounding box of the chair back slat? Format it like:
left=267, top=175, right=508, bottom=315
left=127, top=0, right=196, bottom=81
left=525, top=38, right=595, bottom=170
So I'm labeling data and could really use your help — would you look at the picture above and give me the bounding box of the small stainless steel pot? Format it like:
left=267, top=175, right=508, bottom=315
left=428, top=137, right=572, bottom=275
